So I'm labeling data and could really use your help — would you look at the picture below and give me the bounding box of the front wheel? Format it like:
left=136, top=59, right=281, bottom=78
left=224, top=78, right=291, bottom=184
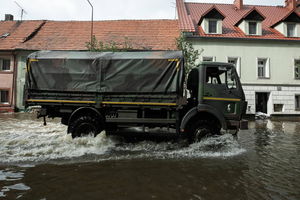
left=188, top=120, right=214, bottom=143
left=68, top=115, right=104, bottom=138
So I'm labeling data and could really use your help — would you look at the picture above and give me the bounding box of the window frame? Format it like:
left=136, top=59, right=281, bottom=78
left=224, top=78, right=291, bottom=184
left=286, top=23, right=297, bottom=37
left=257, top=58, right=270, bottom=79
left=202, top=56, right=216, bottom=62
left=0, top=90, right=9, bottom=104
left=295, top=95, right=300, bottom=111
left=208, top=19, right=218, bottom=34
left=248, top=21, right=258, bottom=35
left=227, top=57, right=241, bottom=78
left=294, top=59, right=300, bottom=79
left=0, top=58, right=11, bottom=71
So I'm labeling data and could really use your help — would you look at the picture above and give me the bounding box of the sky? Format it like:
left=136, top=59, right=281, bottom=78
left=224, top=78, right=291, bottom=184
left=1, top=0, right=285, bottom=21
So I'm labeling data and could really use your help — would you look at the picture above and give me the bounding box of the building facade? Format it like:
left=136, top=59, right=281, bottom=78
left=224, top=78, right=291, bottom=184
left=0, top=15, right=44, bottom=113
left=177, top=0, right=300, bottom=115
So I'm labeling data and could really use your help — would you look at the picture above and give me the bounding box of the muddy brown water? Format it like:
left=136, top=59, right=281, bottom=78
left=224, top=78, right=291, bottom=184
left=0, top=113, right=299, bottom=200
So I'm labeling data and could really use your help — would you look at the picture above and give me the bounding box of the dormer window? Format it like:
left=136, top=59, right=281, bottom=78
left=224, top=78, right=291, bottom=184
left=208, top=19, right=217, bottom=33
left=249, top=21, right=258, bottom=35
left=287, top=23, right=297, bottom=37
left=235, top=9, right=265, bottom=36
left=272, top=12, right=300, bottom=38
left=198, top=7, right=225, bottom=35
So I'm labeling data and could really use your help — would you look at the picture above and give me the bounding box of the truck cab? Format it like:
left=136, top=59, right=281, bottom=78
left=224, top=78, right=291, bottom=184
left=183, top=62, right=248, bottom=141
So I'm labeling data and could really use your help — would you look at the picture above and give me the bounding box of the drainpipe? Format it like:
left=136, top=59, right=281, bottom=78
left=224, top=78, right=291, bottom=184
left=12, top=51, right=17, bottom=112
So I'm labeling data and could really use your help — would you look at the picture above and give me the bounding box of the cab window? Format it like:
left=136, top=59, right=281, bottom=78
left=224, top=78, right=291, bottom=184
left=206, top=66, right=237, bottom=89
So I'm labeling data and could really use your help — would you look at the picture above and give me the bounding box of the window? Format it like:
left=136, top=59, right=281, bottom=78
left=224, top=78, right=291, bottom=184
left=206, top=66, right=237, bottom=89
left=202, top=56, right=215, bottom=62
left=257, top=58, right=269, bottom=78
left=0, top=59, right=11, bottom=71
left=0, top=90, right=9, bottom=104
left=295, top=59, right=300, bottom=79
left=296, top=95, right=300, bottom=111
left=208, top=20, right=217, bottom=34
left=249, top=22, right=257, bottom=35
left=228, top=57, right=241, bottom=77
left=274, top=104, right=283, bottom=112
left=287, top=23, right=296, bottom=37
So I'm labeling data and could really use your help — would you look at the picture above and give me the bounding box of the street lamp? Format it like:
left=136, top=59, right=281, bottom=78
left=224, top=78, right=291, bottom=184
left=86, top=0, right=94, bottom=44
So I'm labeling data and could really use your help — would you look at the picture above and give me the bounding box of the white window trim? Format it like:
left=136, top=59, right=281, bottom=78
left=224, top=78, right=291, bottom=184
left=202, top=18, right=223, bottom=35
left=246, top=20, right=262, bottom=36
left=257, top=58, right=270, bottom=79
left=202, top=56, right=216, bottom=62
left=227, top=57, right=241, bottom=78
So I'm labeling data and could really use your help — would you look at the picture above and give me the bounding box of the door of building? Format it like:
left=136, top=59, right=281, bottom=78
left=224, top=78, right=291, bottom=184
left=255, top=92, right=269, bottom=113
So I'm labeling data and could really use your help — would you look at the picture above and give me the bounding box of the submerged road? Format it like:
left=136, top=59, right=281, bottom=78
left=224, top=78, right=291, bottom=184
left=0, top=113, right=299, bottom=200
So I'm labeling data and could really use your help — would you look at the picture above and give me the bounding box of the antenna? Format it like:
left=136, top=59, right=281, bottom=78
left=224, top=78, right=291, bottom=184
left=171, top=2, right=177, bottom=19
left=14, top=1, right=27, bottom=21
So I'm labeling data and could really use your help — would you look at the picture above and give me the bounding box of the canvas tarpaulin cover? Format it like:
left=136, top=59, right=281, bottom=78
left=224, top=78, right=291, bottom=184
left=27, top=51, right=184, bottom=94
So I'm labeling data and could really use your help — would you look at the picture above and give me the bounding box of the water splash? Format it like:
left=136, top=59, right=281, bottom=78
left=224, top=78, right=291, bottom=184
left=0, top=116, right=245, bottom=164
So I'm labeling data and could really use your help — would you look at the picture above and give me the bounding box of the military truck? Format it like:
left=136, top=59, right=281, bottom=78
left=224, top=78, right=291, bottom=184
left=25, top=51, right=248, bottom=142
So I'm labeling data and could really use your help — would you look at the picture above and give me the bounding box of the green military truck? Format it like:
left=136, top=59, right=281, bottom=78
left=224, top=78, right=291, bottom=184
left=25, top=51, right=248, bottom=142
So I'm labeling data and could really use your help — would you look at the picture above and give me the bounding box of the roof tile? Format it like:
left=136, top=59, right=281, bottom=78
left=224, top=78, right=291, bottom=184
left=178, top=1, right=300, bottom=41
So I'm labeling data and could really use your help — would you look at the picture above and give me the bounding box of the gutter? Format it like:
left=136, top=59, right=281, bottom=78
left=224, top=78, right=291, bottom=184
left=185, top=35, right=300, bottom=43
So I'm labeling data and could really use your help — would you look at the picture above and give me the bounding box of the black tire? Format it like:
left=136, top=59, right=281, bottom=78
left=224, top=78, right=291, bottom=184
left=188, top=120, right=213, bottom=143
left=69, top=115, right=104, bottom=138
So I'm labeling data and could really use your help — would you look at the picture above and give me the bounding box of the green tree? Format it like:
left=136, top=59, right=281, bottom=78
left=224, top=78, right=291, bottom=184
left=176, top=34, right=202, bottom=75
left=86, top=36, right=134, bottom=52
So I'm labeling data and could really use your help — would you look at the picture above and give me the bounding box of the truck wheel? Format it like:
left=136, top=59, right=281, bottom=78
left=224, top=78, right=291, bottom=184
left=188, top=120, right=213, bottom=143
left=69, top=115, right=103, bottom=138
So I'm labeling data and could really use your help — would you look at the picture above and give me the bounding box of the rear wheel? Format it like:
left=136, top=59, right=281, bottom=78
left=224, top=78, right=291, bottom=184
left=68, top=115, right=104, bottom=138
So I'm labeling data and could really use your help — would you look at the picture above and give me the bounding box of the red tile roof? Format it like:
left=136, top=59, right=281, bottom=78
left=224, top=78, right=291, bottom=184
left=177, top=0, right=300, bottom=41
left=16, top=20, right=180, bottom=51
left=0, top=20, right=45, bottom=50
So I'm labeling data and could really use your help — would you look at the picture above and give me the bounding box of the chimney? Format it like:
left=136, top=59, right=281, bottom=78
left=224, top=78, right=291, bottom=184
left=285, top=0, right=296, bottom=10
left=234, top=0, right=243, bottom=10
left=4, top=14, right=14, bottom=21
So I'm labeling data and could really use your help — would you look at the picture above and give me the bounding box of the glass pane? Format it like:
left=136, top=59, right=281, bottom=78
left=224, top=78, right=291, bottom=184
left=203, top=57, right=213, bottom=62
left=0, top=91, right=9, bottom=103
left=287, top=24, right=296, bottom=37
left=2, top=59, right=10, bottom=70
left=249, top=22, right=257, bottom=35
left=295, top=60, right=300, bottom=79
left=296, top=96, right=300, bottom=109
left=206, top=66, right=237, bottom=89
left=208, top=20, right=217, bottom=33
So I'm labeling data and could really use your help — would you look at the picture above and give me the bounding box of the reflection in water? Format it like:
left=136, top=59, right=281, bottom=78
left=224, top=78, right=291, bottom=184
left=0, top=114, right=300, bottom=199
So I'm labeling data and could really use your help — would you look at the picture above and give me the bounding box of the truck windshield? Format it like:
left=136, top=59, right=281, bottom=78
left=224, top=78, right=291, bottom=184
left=206, top=66, right=237, bottom=89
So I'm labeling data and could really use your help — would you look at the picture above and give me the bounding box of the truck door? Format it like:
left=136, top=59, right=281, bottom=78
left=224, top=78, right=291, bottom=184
left=203, top=65, right=244, bottom=119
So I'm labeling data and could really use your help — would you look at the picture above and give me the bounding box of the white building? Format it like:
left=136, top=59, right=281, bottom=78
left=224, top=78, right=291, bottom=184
left=177, top=0, right=300, bottom=115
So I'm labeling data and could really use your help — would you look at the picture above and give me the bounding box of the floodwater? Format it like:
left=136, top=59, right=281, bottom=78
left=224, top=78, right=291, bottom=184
left=0, top=113, right=299, bottom=200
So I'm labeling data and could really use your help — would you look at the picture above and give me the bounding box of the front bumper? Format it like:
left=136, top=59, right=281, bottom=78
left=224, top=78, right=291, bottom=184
left=227, top=119, right=248, bottom=130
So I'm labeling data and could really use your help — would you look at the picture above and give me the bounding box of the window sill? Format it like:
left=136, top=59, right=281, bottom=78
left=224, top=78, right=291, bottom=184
left=257, top=77, right=270, bottom=80
left=0, top=71, right=13, bottom=74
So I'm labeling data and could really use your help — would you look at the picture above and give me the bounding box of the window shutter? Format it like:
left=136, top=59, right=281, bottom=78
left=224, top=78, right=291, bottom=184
left=257, top=22, right=262, bottom=36
left=283, top=23, right=288, bottom=37
left=217, top=20, right=222, bottom=34
left=237, top=57, right=241, bottom=77
left=204, top=19, right=209, bottom=34
left=245, top=21, right=249, bottom=35
left=266, top=58, right=270, bottom=78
